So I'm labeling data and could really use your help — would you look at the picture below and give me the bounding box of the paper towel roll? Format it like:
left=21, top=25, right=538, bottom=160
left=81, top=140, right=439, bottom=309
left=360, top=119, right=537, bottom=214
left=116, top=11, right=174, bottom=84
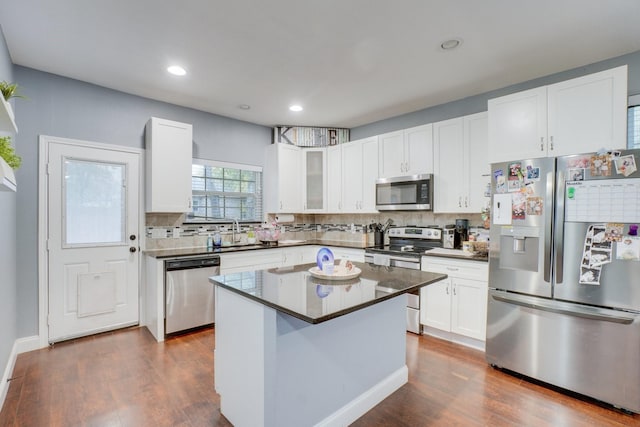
left=275, top=214, right=295, bottom=223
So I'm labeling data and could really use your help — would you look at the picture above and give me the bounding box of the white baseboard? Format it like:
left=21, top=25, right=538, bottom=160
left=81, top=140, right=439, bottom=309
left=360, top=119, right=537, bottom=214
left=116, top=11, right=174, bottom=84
left=315, top=365, right=408, bottom=427
left=0, top=335, right=43, bottom=412
left=15, top=335, right=42, bottom=354
left=0, top=340, right=19, bottom=412
left=422, top=326, right=486, bottom=352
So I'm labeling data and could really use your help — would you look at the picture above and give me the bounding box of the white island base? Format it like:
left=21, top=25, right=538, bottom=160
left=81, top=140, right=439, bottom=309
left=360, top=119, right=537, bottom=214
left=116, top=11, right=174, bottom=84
left=215, top=287, right=408, bottom=427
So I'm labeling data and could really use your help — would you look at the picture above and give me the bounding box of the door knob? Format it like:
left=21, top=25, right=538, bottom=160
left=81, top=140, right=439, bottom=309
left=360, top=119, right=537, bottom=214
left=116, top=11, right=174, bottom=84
left=129, top=247, right=137, bottom=253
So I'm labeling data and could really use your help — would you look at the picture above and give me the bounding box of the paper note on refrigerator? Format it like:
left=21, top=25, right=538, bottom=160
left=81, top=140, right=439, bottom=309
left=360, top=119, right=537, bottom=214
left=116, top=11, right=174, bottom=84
left=493, top=193, right=512, bottom=225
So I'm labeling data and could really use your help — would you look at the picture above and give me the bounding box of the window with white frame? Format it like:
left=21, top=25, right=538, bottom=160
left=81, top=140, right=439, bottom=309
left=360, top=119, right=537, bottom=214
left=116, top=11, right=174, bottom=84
left=629, top=96, right=640, bottom=149
left=188, top=159, right=262, bottom=222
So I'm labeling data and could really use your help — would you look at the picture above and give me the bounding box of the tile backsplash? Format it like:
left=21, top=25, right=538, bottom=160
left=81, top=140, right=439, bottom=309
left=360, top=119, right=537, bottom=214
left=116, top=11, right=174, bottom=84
left=144, top=212, right=485, bottom=250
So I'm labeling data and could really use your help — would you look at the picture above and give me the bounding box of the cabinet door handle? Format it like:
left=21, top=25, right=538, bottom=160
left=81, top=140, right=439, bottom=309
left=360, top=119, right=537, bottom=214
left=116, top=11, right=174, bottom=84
left=446, top=285, right=449, bottom=295
left=464, top=196, right=468, bottom=207
left=280, top=201, right=283, bottom=209
left=188, top=198, right=192, bottom=209
left=453, top=285, right=457, bottom=296
left=540, top=137, right=544, bottom=151
left=550, top=136, right=554, bottom=151
left=458, top=196, right=462, bottom=207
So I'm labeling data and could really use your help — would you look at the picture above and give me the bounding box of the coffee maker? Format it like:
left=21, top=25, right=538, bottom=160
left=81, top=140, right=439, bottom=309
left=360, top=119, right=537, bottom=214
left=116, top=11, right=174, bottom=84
left=454, top=219, right=469, bottom=249
left=443, top=224, right=456, bottom=248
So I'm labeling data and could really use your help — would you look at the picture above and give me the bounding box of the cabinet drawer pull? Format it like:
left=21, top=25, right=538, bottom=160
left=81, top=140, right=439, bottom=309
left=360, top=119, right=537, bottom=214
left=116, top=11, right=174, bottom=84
left=446, top=267, right=459, bottom=271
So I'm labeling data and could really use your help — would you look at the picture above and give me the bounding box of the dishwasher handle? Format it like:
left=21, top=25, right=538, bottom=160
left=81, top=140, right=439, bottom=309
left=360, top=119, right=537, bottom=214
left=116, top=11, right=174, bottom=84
left=165, top=256, right=221, bottom=271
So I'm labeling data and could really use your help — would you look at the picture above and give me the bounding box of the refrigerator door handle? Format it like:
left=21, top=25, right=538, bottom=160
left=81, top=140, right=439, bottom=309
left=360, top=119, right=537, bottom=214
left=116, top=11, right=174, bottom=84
left=543, top=169, right=555, bottom=283
left=552, top=167, right=565, bottom=284
left=491, top=293, right=635, bottom=324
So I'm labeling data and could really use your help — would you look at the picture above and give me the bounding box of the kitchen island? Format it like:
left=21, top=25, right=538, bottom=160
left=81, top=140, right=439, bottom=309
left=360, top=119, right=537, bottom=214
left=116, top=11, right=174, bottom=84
left=209, top=262, right=446, bottom=427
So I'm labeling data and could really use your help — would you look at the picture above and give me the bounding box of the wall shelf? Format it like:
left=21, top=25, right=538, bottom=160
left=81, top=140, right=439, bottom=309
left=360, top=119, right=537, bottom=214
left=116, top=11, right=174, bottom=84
left=0, top=97, right=18, bottom=134
left=0, top=156, right=16, bottom=192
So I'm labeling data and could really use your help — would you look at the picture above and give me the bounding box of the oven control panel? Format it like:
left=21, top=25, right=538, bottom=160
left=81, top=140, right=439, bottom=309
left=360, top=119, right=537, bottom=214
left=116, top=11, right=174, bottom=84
left=388, top=227, right=442, bottom=240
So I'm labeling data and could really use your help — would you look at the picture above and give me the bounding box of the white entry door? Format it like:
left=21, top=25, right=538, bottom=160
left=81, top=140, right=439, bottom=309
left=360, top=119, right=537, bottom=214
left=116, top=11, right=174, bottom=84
left=46, top=139, right=140, bottom=343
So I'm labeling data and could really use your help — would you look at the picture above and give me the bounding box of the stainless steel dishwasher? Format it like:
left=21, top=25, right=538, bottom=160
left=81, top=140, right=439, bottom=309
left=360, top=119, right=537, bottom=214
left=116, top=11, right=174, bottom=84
left=165, top=256, right=220, bottom=335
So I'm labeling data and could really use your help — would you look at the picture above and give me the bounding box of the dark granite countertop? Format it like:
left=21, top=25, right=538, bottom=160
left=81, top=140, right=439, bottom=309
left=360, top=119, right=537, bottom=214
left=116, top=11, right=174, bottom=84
left=144, top=240, right=374, bottom=259
left=209, top=262, right=447, bottom=324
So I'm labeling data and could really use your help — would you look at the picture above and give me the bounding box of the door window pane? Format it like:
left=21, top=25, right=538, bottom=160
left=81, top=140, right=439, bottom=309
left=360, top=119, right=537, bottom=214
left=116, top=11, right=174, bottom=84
left=64, top=159, right=126, bottom=245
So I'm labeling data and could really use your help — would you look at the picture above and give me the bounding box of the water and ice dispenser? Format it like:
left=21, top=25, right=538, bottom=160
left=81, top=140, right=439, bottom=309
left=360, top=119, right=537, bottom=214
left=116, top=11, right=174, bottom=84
left=499, top=226, right=541, bottom=272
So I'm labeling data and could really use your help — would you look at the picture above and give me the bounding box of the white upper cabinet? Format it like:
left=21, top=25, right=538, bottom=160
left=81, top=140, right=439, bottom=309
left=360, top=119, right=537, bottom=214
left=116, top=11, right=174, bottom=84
left=326, top=145, right=343, bottom=212
left=465, top=112, right=490, bottom=212
left=378, top=130, right=404, bottom=178
left=145, top=117, right=193, bottom=213
left=433, top=112, right=489, bottom=213
left=302, top=148, right=327, bottom=213
left=547, top=66, right=628, bottom=156
left=342, top=136, right=379, bottom=213
left=488, top=87, right=547, bottom=162
left=488, top=65, right=628, bottom=163
left=360, top=137, right=379, bottom=212
left=378, top=124, right=433, bottom=178
left=264, top=143, right=302, bottom=213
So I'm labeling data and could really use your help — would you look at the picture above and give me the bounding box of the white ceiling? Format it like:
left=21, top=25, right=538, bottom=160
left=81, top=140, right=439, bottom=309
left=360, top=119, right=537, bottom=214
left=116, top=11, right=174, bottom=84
left=1, top=0, right=640, bottom=128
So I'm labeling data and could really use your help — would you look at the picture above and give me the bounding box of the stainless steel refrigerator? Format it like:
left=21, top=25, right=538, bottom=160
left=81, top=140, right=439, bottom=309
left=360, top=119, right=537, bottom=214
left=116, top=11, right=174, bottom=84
left=486, top=149, right=640, bottom=413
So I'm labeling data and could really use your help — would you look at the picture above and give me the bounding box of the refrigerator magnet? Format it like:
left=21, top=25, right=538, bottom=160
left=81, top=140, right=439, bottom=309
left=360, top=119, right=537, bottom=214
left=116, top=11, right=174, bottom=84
left=496, top=175, right=507, bottom=193
left=525, top=165, right=540, bottom=181
left=508, top=162, right=523, bottom=180
left=512, top=193, right=526, bottom=220
left=568, top=168, right=585, bottom=181
left=579, top=266, right=602, bottom=285
left=492, top=193, right=512, bottom=225
left=525, top=197, right=543, bottom=215
left=616, top=237, right=640, bottom=261
left=507, top=179, right=521, bottom=192
left=567, top=155, right=590, bottom=170
left=604, top=223, right=624, bottom=242
left=590, top=154, right=612, bottom=177
left=613, top=154, right=637, bottom=177
left=589, top=248, right=612, bottom=267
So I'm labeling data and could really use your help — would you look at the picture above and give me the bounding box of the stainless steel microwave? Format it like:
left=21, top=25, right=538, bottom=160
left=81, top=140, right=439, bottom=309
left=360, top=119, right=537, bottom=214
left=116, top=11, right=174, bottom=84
left=375, top=174, right=433, bottom=211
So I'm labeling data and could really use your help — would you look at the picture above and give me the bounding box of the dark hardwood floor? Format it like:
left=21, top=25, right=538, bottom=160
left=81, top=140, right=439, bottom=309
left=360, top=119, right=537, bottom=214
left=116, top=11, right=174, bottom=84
left=0, top=326, right=638, bottom=426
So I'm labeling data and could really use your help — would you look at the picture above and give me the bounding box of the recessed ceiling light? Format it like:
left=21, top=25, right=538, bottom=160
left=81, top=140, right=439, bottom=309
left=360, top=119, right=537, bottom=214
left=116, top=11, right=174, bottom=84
left=238, top=104, right=251, bottom=110
left=440, top=38, right=462, bottom=51
left=289, top=105, right=303, bottom=112
left=167, top=65, right=186, bottom=76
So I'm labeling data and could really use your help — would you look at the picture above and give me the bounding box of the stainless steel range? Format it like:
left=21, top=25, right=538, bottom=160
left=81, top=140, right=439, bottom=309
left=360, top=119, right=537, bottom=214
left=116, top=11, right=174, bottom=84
left=365, top=226, right=443, bottom=334
left=365, top=226, right=443, bottom=269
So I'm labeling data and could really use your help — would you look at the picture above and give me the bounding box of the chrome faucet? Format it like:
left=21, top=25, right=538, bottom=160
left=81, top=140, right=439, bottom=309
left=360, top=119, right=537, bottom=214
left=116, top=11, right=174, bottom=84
left=232, top=218, right=241, bottom=243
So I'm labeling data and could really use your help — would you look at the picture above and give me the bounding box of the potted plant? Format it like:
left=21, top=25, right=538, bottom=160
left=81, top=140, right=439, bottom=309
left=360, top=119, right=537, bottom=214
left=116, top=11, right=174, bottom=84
left=0, top=135, right=21, bottom=169
left=0, top=81, right=24, bottom=122
left=0, top=81, right=23, bottom=101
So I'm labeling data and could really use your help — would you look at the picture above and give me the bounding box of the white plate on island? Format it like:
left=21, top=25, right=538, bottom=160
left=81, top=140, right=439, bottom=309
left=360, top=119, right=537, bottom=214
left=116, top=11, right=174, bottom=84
left=308, top=266, right=362, bottom=281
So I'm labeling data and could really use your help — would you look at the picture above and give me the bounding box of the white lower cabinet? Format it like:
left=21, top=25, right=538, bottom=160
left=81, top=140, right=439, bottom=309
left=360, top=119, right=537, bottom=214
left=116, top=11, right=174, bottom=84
left=219, top=249, right=284, bottom=274
left=327, top=247, right=365, bottom=263
left=420, top=257, right=488, bottom=346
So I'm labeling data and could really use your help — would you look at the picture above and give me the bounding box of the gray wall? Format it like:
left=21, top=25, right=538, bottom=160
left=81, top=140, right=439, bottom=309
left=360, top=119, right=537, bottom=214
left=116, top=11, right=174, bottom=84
left=351, top=50, right=640, bottom=139
left=14, top=66, right=272, bottom=337
left=0, top=28, right=17, bottom=382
